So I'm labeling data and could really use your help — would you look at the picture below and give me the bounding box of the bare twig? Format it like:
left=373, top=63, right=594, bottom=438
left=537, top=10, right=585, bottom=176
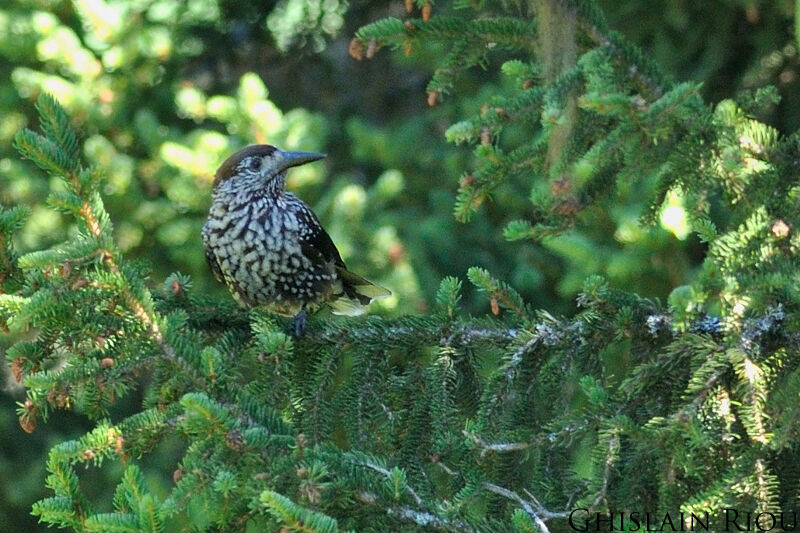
left=387, top=506, right=479, bottom=533
left=483, top=482, right=570, bottom=532
left=591, top=430, right=618, bottom=509
left=353, top=460, right=423, bottom=506
left=463, top=429, right=533, bottom=457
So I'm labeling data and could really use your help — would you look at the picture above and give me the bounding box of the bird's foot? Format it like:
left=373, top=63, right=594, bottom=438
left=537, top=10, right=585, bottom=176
left=289, top=307, right=307, bottom=338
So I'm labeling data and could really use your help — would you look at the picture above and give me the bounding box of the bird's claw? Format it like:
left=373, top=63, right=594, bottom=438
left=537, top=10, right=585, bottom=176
left=289, top=308, right=307, bottom=337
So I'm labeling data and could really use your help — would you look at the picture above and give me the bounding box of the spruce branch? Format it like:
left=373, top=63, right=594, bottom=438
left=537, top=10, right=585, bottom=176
left=261, top=490, right=339, bottom=533
left=12, top=15, right=800, bottom=526
left=0, top=204, right=29, bottom=290
left=102, top=251, right=178, bottom=365
left=13, top=94, right=191, bottom=393
left=557, top=0, right=668, bottom=99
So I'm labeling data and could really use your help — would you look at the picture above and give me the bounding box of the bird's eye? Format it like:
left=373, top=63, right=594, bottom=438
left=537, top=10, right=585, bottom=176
left=248, top=158, right=262, bottom=171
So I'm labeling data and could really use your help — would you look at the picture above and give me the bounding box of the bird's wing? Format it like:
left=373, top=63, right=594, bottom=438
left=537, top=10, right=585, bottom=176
left=293, top=198, right=390, bottom=313
left=295, top=203, right=346, bottom=269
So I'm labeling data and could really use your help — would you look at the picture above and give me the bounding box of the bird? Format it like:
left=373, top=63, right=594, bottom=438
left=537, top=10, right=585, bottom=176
left=202, top=144, right=391, bottom=336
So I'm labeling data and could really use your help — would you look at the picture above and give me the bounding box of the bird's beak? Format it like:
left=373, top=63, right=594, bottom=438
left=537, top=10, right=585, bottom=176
left=276, top=151, right=326, bottom=173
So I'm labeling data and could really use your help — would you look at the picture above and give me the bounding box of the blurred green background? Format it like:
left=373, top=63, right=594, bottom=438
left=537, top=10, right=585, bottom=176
left=1, top=0, right=798, bottom=529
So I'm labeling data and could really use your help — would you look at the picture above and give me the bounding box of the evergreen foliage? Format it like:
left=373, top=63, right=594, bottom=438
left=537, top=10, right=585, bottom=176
left=3, top=0, right=800, bottom=532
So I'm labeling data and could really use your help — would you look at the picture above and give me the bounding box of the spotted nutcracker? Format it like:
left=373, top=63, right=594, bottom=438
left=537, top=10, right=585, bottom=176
left=203, top=145, right=391, bottom=335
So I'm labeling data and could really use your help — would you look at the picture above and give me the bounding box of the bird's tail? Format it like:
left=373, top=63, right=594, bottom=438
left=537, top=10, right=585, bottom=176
left=330, top=268, right=391, bottom=316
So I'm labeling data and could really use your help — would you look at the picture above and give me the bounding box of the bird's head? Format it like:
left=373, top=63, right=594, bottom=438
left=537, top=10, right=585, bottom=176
left=213, top=145, right=325, bottom=197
